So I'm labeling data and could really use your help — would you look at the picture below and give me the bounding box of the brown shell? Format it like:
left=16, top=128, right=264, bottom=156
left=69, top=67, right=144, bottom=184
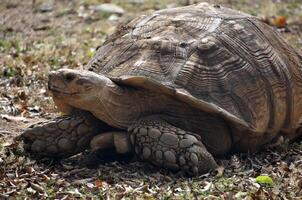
left=86, top=3, right=302, bottom=137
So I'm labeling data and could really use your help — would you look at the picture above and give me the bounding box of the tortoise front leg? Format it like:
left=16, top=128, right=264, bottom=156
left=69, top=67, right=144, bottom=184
left=129, top=116, right=218, bottom=176
left=21, top=111, right=112, bottom=158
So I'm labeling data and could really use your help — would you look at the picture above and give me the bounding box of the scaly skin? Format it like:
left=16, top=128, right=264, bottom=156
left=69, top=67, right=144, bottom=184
left=22, top=112, right=218, bottom=175
left=129, top=116, right=218, bottom=176
left=21, top=111, right=113, bottom=158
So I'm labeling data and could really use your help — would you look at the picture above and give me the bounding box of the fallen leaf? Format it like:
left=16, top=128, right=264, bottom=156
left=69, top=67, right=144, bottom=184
left=24, top=166, right=35, bottom=174
left=1, top=114, right=29, bottom=123
left=255, top=175, right=274, bottom=186
left=259, top=15, right=287, bottom=28
left=30, top=182, right=44, bottom=193
left=41, top=174, right=50, bottom=181
left=95, top=179, right=105, bottom=188
left=272, top=16, right=287, bottom=28
left=65, top=188, right=82, bottom=197
left=27, top=187, right=36, bottom=194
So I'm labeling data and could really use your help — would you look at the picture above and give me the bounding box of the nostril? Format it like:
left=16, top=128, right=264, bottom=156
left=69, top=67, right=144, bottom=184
left=64, top=73, right=75, bottom=82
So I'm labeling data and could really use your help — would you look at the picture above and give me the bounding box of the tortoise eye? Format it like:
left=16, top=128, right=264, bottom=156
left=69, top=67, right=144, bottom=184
left=64, top=73, right=76, bottom=82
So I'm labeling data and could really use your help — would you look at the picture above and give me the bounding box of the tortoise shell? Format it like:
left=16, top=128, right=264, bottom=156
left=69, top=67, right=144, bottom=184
left=86, top=3, right=302, bottom=140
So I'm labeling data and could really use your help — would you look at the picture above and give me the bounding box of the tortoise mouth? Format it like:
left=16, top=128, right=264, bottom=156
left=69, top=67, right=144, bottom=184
left=49, top=86, right=79, bottom=96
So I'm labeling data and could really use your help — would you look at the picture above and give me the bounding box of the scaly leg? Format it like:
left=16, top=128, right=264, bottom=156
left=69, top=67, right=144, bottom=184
left=129, top=116, right=218, bottom=176
left=21, top=111, right=112, bottom=158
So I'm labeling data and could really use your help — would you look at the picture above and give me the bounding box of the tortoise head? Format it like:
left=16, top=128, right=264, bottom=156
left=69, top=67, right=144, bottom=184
left=48, top=69, right=111, bottom=113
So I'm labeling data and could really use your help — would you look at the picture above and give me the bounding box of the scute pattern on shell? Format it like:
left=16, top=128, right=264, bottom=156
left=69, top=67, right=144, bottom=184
left=87, top=3, right=302, bottom=138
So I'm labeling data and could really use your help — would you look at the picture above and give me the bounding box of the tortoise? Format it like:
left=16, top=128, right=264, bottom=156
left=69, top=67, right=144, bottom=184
left=21, top=3, right=302, bottom=175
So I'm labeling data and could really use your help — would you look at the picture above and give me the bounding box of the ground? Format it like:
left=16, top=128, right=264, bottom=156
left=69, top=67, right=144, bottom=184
left=0, top=0, right=302, bottom=199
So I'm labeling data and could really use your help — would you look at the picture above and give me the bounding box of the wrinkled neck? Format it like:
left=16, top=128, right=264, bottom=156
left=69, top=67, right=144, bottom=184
left=92, top=81, right=164, bottom=129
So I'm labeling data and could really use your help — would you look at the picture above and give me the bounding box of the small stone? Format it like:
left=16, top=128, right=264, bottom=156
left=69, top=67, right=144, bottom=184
left=160, top=133, right=178, bottom=146
left=93, top=3, right=125, bottom=15
left=58, top=120, right=69, bottom=130
left=31, top=140, right=46, bottom=152
left=179, top=156, right=186, bottom=166
left=179, top=138, right=195, bottom=148
left=108, top=14, right=120, bottom=21
left=58, top=138, right=73, bottom=151
left=46, top=145, right=58, bottom=154
left=155, top=150, right=163, bottom=160
left=38, top=0, right=54, bottom=12
left=190, top=153, right=199, bottom=166
left=164, top=151, right=176, bottom=164
left=139, top=128, right=148, bottom=135
left=148, top=128, right=161, bottom=139
left=77, top=124, right=88, bottom=136
left=142, top=147, right=151, bottom=159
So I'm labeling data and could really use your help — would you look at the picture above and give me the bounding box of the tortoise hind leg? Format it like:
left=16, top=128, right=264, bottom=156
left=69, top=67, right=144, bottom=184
left=21, top=111, right=111, bottom=158
left=129, top=116, right=218, bottom=176
left=90, top=131, right=131, bottom=154
left=85, top=131, right=133, bottom=167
